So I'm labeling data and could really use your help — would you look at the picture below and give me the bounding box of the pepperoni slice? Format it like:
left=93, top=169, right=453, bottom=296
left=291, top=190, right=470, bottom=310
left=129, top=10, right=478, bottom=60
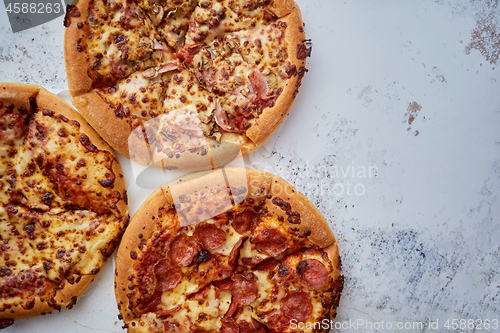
left=232, top=210, right=259, bottom=234
left=265, top=314, right=290, bottom=331
left=297, top=259, right=329, bottom=289
left=228, top=236, right=245, bottom=267
left=254, top=228, right=288, bottom=257
left=189, top=285, right=211, bottom=301
left=154, top=259, right=182, bottom=291
left=213, top=278, right=235, bottom=291
left=253, top=257, right=279, bottom=271
left=280, top=291, right=313, bottom=322
left=238, top=319, right=266, bottom=333
left=140, top=289, right=162, bottom=313
left=221, top=321, right=238, bottom=333
left=194, top=224, right=226, bottom=250
left=169, top=234, right=199, bottom=267
left=163, top=322, right=178, bottom=333
left=231, top=273, right=258, bottom=306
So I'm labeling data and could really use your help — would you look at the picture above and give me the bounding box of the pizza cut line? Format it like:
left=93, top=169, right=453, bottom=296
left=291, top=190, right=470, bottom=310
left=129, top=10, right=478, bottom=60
left=0, top=83, right=129, bottom=328
left=64, top=0, right=310, bottom=171
left=115, top=167, right=343, bottom=333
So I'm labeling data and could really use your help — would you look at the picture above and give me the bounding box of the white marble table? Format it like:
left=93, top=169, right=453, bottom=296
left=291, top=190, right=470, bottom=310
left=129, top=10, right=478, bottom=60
left=1, top=0, right=499, bottom=332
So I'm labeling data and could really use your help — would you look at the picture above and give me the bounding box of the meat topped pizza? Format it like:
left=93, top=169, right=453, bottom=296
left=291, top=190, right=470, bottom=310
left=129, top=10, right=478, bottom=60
left=115, top=167, right=342, bottom=332
left=64, top=0, right=310, bottom=171
left=0, top=83, right=129, bottom=328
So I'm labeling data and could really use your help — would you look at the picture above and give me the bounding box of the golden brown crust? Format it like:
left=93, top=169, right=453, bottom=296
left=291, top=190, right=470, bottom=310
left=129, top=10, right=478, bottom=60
left=115, top=188, right=171, bottom=323
left=246, top=6, right=307, bottom=147
left=0, top=82, right=39, bottom=107
left=0, top=274, right=97, bottom=321
left=0, top=83, right=129, bottom=322
left=63, top=0, right=93, bottom=97
left=324, top=242, right=343, bottom=320
left=72, top=91, right=132, bottom=159
left=269, top=0, right=297, bottom=17
left=116, top=167, right=341, bottom=330
left=265, top=172, right=336, bottom=248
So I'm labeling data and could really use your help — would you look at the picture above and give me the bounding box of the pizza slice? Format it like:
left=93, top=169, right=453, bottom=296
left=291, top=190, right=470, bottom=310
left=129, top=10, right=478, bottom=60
left=11, top=108, right=122, bottom=216
left=138, top=0, right=198, bottom=49
left=181, top=18, right=302, bottom=155
left=184, top=0, right=278, bottom=46
left=248, top=247, right=342, bottom=332
left=65, top=0, right=166, bottom=93
left=0, top=83, right=129, bottom=326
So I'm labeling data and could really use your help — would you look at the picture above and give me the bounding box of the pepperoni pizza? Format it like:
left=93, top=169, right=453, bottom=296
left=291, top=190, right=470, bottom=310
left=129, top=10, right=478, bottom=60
left=115, top=168, right=342, bottom=332
left=0, top=83, right=129, bottom=328
left=64, top=0, right=310, bottom=171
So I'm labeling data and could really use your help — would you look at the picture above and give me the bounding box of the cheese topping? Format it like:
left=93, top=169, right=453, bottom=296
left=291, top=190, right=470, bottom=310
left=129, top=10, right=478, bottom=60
left=73, top=0, right=304, bottom=161
left=0, top=99, right=127, bottom=312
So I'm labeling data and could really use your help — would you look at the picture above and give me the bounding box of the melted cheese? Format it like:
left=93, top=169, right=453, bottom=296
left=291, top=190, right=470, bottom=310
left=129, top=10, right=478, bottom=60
left=185, top=0, right=272, bottom=45
left=160, top=285, right=231, bottom=331
left=0, top=104, right=127, bottom=307
left=97, top=71, right=166, bottom=120
left=210, top=224, right=241, bottom=257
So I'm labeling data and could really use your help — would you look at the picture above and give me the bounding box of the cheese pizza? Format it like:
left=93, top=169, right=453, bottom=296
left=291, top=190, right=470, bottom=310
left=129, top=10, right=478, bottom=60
left=0, top=83, right=129, bottom=328
left=115, top=167, right=342, bottom=332
left=64, top=0, right=310, bottom=171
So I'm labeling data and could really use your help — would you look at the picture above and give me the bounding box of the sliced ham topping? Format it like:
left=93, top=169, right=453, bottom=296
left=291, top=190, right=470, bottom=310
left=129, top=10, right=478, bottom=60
left=297, top=259, right=329, bottom=289
left=0, top=112, right=30, bottom=142
left=254, top=228, right=288, bottom=257
left=169, top=234, right=199, bottom=267
left=248, top=69, right=269, bottom=100
left=231, top=273, right=258, bottom=306
left=214, top=103, right=240, bottom=133
left=157, top=61, right=181, bottom=74
left=154, top=259, right=182, bottom=291
left=232, top=210, right=259, bottom=235
left=194, top=224, right=226, bottom=250
left=280, top=291, right=313, bottom=322
left=154, top=40, right=170, bottom=52
left=176, top=44, right=202, bottom=63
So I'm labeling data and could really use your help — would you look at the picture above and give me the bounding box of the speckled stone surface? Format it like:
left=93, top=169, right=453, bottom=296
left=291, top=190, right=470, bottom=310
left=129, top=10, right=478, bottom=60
left=1, top=0, right=500, bottom=332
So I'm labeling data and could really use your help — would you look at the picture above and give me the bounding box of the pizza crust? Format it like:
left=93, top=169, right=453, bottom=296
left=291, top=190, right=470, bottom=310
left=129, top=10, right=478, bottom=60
left=0, top=82, right=39, bottom=107
left=0, top=83, right=129, bottom=322
left=71, top=91, right=132, bottom=160
left=115, top=187, right=168, bottom=325
left=0, top=274, right=97, bottom=321
left=245, top=6, right=307, bottom=147
left=63, top=0, right=93, bottom=97
left=115, top=167, right=341, bottom=331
